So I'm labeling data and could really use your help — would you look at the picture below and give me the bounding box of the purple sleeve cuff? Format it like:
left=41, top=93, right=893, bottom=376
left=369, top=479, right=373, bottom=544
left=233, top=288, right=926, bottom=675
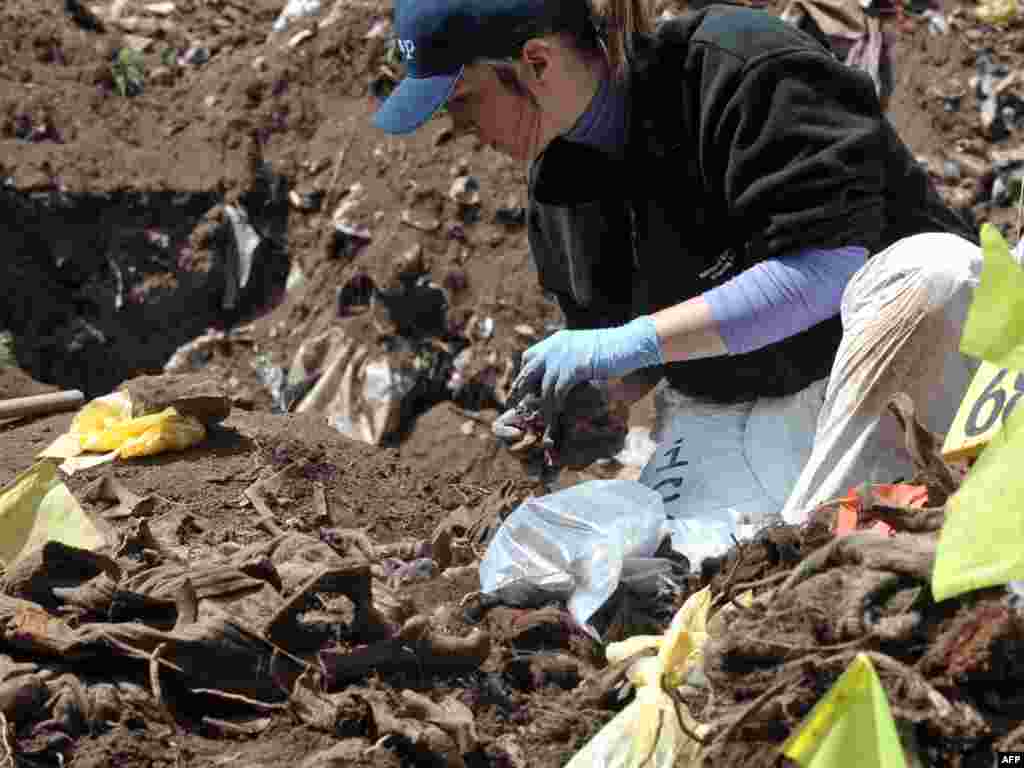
left=704, top=246, right=868, bottom=355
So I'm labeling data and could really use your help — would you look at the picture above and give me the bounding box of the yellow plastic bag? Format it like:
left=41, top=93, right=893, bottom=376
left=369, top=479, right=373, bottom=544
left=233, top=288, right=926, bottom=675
left=39, top=391, right=134, bottom=462
left=78, top=407, right=205, bottom=457
left=781, top=653, right=906, bottom=768
left=71, top=391, right=133, bottom=437
left=0, top=461, right=106, bottom=568
left=933, top=402, right=1024, bottom=601
left=565, top=588, right=715, bottom=768
left=116, top=408, right=206, bottom=458
left=39, top=390, right=206, bottom=473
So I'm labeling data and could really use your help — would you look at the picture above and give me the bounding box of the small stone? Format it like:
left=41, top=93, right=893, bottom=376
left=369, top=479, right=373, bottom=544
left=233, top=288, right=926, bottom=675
left=477, top=316, right=495, bottom=340
left=460, top=421, right=475, bottom=436
left=289, top=189, right=323, bottom=211
left=305, top=157, right=329, bottom=174
left=400, top=209, right=440, bottom=232
left=144, top=1, right=175, bottom=14
left=946, top=187, right=976, bottom=209
left=123, top=34, right=155, bottom=52
left=114, top=15, right=151, bottom=32
left=514, top=324, right=536, bottom=338
left=149, top=66, right=175, bottom=86
left=180, top=45, right=210, bottom=66
left=448, top=175, right=481, bottom=206
left=203, top=94, right=218, bottom=108
left=251, top=56, right=267, bottom=71
left=434, top=125, right=454, bottom=146
left=364, top=18, right=391, bottom=39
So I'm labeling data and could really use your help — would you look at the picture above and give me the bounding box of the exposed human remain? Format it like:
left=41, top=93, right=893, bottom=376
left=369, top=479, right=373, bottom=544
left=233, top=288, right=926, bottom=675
left=373, top=0, right=982, bottom=527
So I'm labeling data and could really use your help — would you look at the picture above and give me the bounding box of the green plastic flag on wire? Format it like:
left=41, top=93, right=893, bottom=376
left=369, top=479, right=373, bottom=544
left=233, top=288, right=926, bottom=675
left=781, top=653, right=906, bottom=768
left=959, top=224, right=1024, bottom=369
left=933, top=401, right=1024, bottom=601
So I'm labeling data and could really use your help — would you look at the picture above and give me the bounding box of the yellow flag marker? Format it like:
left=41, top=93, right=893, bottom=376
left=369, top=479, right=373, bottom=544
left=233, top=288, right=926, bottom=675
left=941, top=361, right=1022, bottom=462
left=933, top=401, right=1024, bottom=601
left=0, top=461, right=106, bottom=568
left=942, top=225, right=1024, bottom=461
left=782, top=653, right=906, bottom=768
left=960, top=224, right=1024, bottom=370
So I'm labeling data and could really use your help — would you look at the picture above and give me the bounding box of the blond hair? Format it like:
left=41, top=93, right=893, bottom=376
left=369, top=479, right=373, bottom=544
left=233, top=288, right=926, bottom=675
left=590, top=0, right=654, bottom=78
left=485, top=0, right=654, bottom=80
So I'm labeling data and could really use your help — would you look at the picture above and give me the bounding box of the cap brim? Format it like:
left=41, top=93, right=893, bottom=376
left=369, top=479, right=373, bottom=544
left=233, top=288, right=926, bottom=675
left=373, top=69, right=461, bottom=135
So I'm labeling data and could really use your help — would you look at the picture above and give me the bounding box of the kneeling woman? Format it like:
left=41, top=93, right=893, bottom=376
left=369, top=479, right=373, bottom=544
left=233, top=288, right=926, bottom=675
left=373, top=0, right=980, bottom=525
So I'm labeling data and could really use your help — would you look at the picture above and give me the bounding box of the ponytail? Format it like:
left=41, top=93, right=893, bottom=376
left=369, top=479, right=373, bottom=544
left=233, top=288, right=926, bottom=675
left=493, top=0, right=653, bottom=80
left=589, top=0, right=653, bottom=78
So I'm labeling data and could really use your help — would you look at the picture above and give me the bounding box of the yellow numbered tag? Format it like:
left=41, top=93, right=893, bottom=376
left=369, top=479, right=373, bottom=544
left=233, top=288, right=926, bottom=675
left=942, top=361, right=1024, bottom=462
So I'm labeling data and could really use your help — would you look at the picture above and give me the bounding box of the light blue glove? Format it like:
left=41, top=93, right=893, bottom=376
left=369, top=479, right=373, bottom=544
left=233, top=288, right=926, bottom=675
left=510, top=316, right=664, bottom=410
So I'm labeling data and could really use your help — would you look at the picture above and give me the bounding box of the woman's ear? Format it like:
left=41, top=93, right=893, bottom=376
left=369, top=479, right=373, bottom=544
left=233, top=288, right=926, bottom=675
left=521, top=38, right=551, bottom=84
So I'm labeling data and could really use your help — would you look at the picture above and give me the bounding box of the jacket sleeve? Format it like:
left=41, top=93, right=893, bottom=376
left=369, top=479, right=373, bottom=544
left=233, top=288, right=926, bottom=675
left=698, top=45, right=888, bottom=259
left=527, top=140, right=637, bottom=331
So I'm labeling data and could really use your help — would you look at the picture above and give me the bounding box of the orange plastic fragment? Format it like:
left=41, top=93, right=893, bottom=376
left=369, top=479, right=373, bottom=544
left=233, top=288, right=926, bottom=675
left=833, top=484, right=928, bottom=538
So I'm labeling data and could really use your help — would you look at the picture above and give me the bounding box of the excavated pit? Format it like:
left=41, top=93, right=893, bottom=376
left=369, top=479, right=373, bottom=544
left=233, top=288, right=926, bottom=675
left=1, top=175, right=290, bottom=397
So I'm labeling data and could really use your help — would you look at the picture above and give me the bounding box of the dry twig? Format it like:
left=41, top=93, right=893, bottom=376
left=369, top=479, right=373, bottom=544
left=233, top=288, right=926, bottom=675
left=666, top=685, right=710, bottom=745
left=708, top=675, right=798, bottom=750
left=190, top=688, right=288, bottom=712
left=150, top=642, right=174, bottom=725
left=0, top=712, right=12, bottom=768
left=709, top=540, right=751, bottom=612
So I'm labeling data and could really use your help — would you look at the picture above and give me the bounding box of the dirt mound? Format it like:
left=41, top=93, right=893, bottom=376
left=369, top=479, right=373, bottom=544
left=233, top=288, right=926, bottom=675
left=3, top=0, right=1024, bottom=765
left=700, top=533, right=1018, bottom=766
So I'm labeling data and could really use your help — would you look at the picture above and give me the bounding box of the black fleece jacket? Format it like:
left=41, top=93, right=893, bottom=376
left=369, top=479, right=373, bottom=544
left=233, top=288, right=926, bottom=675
left=527, top=3, right=975, bottom=403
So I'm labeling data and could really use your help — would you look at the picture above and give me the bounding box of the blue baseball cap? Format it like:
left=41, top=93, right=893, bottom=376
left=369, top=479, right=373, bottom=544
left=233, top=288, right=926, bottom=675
left=374, top=0, right=548, bottom=135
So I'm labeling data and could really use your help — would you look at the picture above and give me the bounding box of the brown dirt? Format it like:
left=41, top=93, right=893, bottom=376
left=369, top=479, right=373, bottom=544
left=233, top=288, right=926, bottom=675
left=3, top=0, right=1024, bottom=765
left=0, top=368, right=60, bottom=399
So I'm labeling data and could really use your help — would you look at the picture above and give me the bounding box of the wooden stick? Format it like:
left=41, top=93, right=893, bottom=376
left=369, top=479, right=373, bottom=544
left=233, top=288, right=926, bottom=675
left=0, top=390, right=84, bottom=420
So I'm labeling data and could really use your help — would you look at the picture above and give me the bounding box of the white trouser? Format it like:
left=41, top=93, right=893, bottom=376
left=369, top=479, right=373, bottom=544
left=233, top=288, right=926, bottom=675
left=639, top=232, right=983, bottom=558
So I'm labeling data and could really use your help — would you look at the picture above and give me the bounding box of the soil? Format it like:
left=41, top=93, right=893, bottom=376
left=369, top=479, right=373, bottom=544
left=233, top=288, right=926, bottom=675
left=3, top=0, right=1024, bottom=764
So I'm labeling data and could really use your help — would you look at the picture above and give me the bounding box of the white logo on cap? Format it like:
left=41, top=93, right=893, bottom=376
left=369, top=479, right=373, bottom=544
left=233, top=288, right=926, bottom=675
left=397, top=39, right=416, bottom=60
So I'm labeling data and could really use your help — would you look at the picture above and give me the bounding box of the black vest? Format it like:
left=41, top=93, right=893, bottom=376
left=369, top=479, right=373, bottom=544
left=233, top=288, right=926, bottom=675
left=527, top=6, right=975, bottom=403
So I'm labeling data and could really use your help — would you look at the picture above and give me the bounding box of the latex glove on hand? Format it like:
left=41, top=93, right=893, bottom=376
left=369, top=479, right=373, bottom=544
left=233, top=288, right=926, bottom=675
left=492, top=383, right=632, bottom=471
left=494, top=316, right=662, bottom=472
left=509, top=316, right=664, bottom=416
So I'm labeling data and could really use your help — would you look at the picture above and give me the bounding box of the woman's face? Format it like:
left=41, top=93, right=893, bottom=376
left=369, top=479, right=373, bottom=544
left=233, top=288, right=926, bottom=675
left=442, top=39, right=604, bottom=165
left=446, top=62, right=538, bottom=161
